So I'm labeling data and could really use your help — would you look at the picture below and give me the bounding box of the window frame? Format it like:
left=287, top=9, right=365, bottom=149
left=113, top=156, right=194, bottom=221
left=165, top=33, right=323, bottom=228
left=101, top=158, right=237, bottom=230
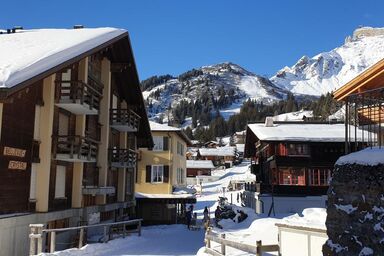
left=151, top=165, right=164, bottom=183
left=153, top=136, right=164, bottom=151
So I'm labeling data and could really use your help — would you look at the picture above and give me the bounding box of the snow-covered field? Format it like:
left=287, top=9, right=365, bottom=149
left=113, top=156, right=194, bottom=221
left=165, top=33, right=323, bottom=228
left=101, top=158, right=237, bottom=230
left=43, top=162, right=326, bottom=256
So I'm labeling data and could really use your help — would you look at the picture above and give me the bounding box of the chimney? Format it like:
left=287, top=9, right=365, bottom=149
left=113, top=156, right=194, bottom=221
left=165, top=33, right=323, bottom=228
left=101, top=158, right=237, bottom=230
left=73, top=25, right=84, bottom=29
left=265, top=116, right=274, bottom=127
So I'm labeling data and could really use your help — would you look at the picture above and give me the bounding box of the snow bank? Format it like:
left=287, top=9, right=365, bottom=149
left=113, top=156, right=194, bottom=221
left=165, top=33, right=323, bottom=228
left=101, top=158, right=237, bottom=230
left=336, top=147, right=384, bottom=166
left=280, top=208, right=327, bottom=230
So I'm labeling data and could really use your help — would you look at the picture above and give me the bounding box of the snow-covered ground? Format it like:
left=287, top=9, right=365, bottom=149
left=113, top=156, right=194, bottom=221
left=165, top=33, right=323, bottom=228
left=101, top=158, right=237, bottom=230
left=42, top=162, right=326, bottom=256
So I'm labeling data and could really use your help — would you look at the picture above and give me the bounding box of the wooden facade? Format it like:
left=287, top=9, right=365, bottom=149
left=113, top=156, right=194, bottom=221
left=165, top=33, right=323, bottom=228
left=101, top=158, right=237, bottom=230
left=244, top=122, right=347, bottom=196
left=0, top=28, right=152, bottom=221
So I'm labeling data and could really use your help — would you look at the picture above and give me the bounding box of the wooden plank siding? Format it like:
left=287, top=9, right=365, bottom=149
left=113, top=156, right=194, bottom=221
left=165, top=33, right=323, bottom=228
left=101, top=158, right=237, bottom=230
left=0, top=83, right=41, bottom=213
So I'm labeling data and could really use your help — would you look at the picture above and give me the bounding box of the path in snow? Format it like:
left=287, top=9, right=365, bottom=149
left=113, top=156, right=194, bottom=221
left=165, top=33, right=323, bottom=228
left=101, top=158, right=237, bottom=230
left=43, top=162, right=288, bottom=256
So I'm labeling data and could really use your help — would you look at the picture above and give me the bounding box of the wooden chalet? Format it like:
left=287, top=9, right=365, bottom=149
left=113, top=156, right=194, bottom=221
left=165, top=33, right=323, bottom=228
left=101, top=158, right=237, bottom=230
left=333, top=58, right=384, bottom=153
left=244, top=119, right=366, bottom=197
left=186, top=160, right=215, bottom=177
left=0, top=27, right=152, bottom=254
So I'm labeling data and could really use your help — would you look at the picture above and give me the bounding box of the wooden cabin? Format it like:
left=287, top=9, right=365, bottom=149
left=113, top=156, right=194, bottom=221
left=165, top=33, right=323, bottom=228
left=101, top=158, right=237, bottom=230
left=243, top=119, right=367, bottom=213
left=186, top=160, right=215, bottom=177
left=198, top=147, right=236, bottom=167
left=333, top=58, right=384, bottom=152
left=0, top=27, right=152, bottom=255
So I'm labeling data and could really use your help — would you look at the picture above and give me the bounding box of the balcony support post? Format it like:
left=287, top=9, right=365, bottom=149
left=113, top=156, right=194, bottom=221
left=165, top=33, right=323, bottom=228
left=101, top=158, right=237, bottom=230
left=35, top=74, right=55, bottom=212
left=72, top=115, right=86, bottom=208
left=97, top=57, right=111, bottom=205
left=117, top=132, right=128, bottom=202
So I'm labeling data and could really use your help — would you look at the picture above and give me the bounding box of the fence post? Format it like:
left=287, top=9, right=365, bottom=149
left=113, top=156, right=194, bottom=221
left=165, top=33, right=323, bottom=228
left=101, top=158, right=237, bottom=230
left=50, top=232, right=56, bottom=253
left=79, top=228, right=84, bottom=248
left=256, top=240, right=262, bottom=256
left=138, top=220, right=142, bottom=236
left=221, top=233, right=226, bottom=255
left=36, top=225, right=43, bottom=254
left=29, top=225, right=37, bottom=256
left=206, top=227, right=211, bottom=249
left=123, top=224, right=126, bottom=238
left=103, top=226, right=108, bottom=243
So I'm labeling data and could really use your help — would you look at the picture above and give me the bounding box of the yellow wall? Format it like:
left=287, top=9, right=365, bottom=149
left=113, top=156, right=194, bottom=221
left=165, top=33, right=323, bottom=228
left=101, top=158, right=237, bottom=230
left=136, top=131, right=187, bottom=195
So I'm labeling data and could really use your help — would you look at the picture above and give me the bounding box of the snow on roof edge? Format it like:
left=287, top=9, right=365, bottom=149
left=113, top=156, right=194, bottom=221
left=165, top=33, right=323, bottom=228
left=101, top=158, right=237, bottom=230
left=0, top=28, right=126, bottom=89
left=336, top=147, right=384, bottom=166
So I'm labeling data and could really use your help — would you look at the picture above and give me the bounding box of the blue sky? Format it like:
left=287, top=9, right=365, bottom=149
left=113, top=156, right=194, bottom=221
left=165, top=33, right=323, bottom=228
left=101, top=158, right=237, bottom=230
left=1, top=0, right=384, bottom=80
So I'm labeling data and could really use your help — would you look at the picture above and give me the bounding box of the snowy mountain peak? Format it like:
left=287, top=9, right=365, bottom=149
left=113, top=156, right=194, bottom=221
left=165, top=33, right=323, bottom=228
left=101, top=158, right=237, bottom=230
left=142, top=63, right=287, bottom=123
left=271, top=27, right=384, bottom=96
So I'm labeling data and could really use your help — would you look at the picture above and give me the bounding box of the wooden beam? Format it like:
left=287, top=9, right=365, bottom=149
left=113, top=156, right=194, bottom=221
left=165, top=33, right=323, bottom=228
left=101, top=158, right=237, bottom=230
left=111, top=62, right=132, bottom=73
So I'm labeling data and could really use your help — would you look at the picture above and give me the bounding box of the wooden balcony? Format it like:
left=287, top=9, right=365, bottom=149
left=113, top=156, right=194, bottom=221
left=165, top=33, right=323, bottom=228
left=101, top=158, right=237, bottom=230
left=110, top=109, right=140, bottom=132
left=109, top=148, right=137, bottom=168
left=54, top=135, right=98, bottom=162
left=82, top=186, right=116, bottom=196
left=55, top=79, right=102, bottom=115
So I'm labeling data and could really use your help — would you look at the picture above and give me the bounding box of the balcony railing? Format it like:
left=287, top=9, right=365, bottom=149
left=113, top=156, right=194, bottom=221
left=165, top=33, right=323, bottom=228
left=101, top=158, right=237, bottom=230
left=110, top=109, right=140, bottom=132
left=55, top=80, right=103, bottom=115
left=345, top=87, right=384, bottom=152
left=53, top=135, right=98, bottom=162
left=108, top=148, right=137, bottom=168
left=82, top=186, right=116, bottom=196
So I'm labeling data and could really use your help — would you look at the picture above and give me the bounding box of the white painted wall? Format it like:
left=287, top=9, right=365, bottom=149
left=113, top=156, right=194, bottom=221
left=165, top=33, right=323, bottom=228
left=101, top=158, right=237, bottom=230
left=256, top=195, right=327, bottom=214
left=278, top=226, right=328, bottom=256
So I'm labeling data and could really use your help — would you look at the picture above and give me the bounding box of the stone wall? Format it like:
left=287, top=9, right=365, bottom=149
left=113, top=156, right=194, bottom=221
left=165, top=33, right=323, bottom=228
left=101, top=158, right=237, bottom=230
left=323, top=164, right=384, bottom=255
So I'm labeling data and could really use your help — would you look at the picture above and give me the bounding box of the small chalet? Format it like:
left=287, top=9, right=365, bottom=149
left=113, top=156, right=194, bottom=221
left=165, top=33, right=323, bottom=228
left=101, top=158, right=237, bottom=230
left=243, top=118, right=367, bottom=213
left=198, top=146, right=236, bottom=167
left=186, top=160, right=215, bottom=177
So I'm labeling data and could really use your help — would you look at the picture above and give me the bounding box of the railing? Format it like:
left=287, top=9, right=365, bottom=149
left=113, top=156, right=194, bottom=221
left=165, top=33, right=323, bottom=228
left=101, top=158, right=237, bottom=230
left=108, top=148, right=137, bottom=168
left=54, top=135, right=98, bottom=161
left=56, top=80, right=103, bottom=111
left=346, top=87, right=384, bottom=153
left=110, top=108, right=141, bottom=131
left=204, top=227, right=280, bottom=256
left=29, top=219, right=142, bottom=256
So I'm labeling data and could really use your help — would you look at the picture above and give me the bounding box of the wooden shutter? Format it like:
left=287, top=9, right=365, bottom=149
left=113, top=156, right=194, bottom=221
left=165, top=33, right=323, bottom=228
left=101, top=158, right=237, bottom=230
left=163, top=137, right=169, bottom=151
left=163, top=165, right=169, bottom=183
left=146, top=165, right=152, bottom=183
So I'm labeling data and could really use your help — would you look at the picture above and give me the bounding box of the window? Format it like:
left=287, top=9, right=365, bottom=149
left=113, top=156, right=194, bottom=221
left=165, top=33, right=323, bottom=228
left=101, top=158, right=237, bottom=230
left=287, top=144, right=310, bottom=156
left=153, top=136, right=163, bottom=151
left=55, top=165, right=66, bottom=198
left=151, top=165, right=164, bottom=183
left=177, top=141, right=184, bottom=156
left=309, top=169, right=331, bottom=186
left=279, top=168, right=305, bottom=185
left=177, top=168, right=184, bottom=184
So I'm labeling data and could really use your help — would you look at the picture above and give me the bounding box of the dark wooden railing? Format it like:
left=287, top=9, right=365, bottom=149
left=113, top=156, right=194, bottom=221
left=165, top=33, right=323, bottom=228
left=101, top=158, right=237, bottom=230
left=108, top=148, right=137, bottom=168
left=244, top=182, right=261, bottom=193
left=110, top=109, right=140, bottom=131
left=54, top=135, right=98, bottom=161
left=345, top=87, right=384, bottom=153
left=56, top=80, right=103, bottom=111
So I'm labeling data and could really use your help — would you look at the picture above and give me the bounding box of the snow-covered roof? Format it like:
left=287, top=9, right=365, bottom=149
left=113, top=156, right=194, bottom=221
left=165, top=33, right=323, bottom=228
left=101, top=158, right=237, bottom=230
left=187, top=160, right=215, bottom=169
left=149, top=121, right=181, bottom=131
left=199, top=147, right=235, bottom=156
left=273, top=110, right=313, bottom=122
left=248, top=123, right=366, bottom=142
left=0, top=28, right=126, bottom=88
left=236, top=144, right=245, bottom=153
left=336, top=147, right=384, bottom=166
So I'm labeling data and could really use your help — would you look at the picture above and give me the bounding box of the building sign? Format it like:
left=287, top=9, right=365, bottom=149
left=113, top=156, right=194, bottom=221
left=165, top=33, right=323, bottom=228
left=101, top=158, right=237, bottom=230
left=3, top=146, right=26, bottom=158
left=8, top=161, right=27, bottom=170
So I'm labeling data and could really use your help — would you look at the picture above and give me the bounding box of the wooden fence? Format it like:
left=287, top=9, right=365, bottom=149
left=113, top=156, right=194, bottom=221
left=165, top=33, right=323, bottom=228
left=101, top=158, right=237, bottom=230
left=29, top=219, right=142, bottom=256
left=204, top=227, right=280, bottom=256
